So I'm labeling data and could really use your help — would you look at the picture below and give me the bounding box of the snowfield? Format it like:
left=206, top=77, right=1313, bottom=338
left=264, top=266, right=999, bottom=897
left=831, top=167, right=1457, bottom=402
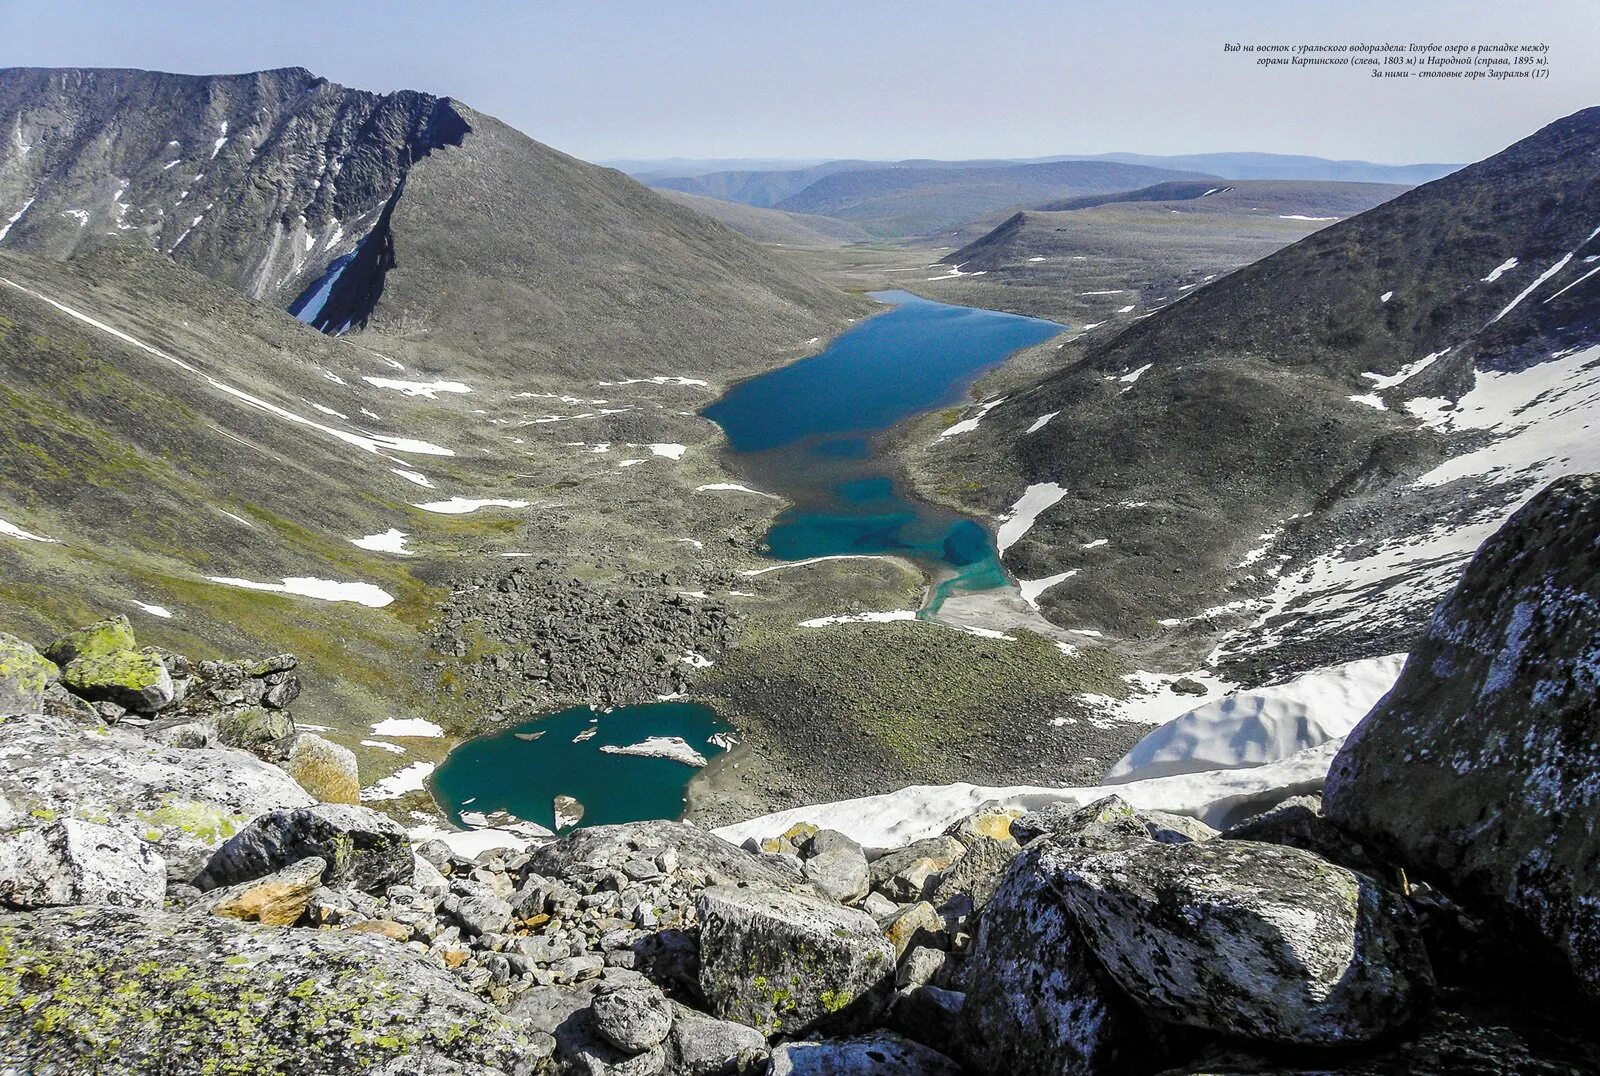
left=361, top=377, right=472, bottom=399
left=206, top=576, right=394, bottom=608
left=350, top=528, right=412, bottom=555
left=1102, top=654, right=1405, bottom=784
left=412, top=497, right=531, bottom=514
left=996, top=482, right=1067, bottom=555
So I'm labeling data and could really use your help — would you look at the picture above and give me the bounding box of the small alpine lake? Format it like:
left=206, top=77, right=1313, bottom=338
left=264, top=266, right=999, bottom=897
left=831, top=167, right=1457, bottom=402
left=702, top=290, right=1063, bottom=608
left=429, top=701, right=733, bottom=832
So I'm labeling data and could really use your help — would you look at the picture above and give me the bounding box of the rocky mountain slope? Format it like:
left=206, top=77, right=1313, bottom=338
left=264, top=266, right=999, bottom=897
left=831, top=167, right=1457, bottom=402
left=3, top=476, right=1598, bottom=1072
left=907, top=104, right=1600, bottom=676
left=658, top=189, right=871, bottom=246
left=0, top=66, right=863, bottom=377
left=912, top=180, right=1411, bottom=324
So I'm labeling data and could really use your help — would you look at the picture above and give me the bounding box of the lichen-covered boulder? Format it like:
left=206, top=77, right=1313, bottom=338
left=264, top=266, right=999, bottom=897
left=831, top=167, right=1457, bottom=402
left=696, top=884, right=894, bottom=1036
left=215, top=705, right=295, bottom=749
left=1052, top=838, right=1433, bottom=1045
left=0, top=818, right=166, bottom=909
left=0, top=905, right=545, bottom=1074
left=960, top=842, right=1163, bottom=1075
left=591, top=982, right=674, bottom=1053
left=60, top=649, right=174, bottom=713
left=0, top=714, right=314, bottom=881
left=1325, top=475, right=1600, bottom=997
left=43, top=615, right=136, bottom=666
left=0, top=632, right=58, bottom=716
left=666, top=1003, right=769, bottom=1074
left=278, top=732, right=360, bottom=804
left=195, top=804, right=412, bottom=894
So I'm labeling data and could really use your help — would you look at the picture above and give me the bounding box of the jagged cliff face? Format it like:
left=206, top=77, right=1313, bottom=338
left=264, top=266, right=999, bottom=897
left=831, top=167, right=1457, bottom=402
left=0, top=66, right=466, bottom=307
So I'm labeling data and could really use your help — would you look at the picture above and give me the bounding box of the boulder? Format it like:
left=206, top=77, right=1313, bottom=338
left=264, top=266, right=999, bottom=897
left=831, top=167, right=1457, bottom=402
left=1009, top=794, right=1154, bottom=849
left=1052, top=837, right=1433, bottom=1044
left=886, top=985, right=965, bottom=1060
left=0, top=905, right=544, bottom=1073
left=882, top=901, right=943, bottom=959
left=769, top=1032, right=964, bottom=1075
left=278, top=733, right=361, bottom=804
left=944, top=804, right=1022, bottom=848
left=0, top=632, right=58, bottom=716
left=194, top=856, right=325, bottom=926
left=61, top=649, right=174, bottom=712
left=960, top=843, right=1162, bottom=1074
left=666, top=1004, right=768, bottom=1075
left=0, top=818, right=166, bottom=909
left=442, top=879, right=513, bottom=937
left=868, top=836, right=965, bottom=902
left=591, top=982, right=674, bottom=1053
left=0, top=713, right=314, bottom=880
left=216, top=705, right=295, bottom=749
left=696, top=884, right=894, bottom=1036
left=1325, top=475, right=1600, bottom=997
left=43, top=615, right=136, bottom=666
left=928, top=836, right=1017, bottom=913
left=527, top=820, right=807, bottom=891
left=803, top=845, right=870, bottom=904
left=195, top=804, right=413, bottom=894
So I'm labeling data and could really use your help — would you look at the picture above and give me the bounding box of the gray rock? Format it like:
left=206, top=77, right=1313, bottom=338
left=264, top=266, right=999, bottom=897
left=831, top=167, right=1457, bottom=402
left=42, top=615, right=136, bottom=666
left=195, top=804, right=413, bottom=894
left=960, top=842, right=1162, bottom=1075
left=277, top=732, right=361, bottom=805
left=1141, top=809, right=1218, bottom=844
left=803, top=846, right=870, bottom=904
left=0, top=631, right=58, bottom=716
left=145, top=720, right=216, bottom=749
left=882, top=901, right=943, bottom=959
left=1325, top=475, right=1600, bottom=998
left=861, top=891, right=900, bottom=923
left=896, top=946, right=946, bottom=990
left=696, top=884, right=894, bottom=1036
left=0, top=713, right=314, bottom=880
left=768, top=1033, right=963, bottom=1075
left=443, top=879, right=513, bottom=936
left=0, top=818, right=166, bottom=909
left=928, top=835, right=1017, bottom=913
left=591, top=983, right=673, bottom=1053
left=527, top=820, right=808, bottom=891
left=868, top=836, right=964, bottom=902
left=0, top=905, right=546, bottom=1073
left=1009, top=794, right=1151, bottom=848
left=665, top=1003, right=768, bottom=1075
left=1053, top=837, right=1434, bottom=1045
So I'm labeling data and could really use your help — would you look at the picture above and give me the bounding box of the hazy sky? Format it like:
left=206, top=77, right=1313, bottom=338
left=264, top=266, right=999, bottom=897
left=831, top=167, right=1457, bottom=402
left=3, top=0, right=1596, bottom=166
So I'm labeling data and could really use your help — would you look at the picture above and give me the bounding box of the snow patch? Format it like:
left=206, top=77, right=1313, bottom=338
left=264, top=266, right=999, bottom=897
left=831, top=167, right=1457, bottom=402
left=362, top=377, right=472, bottom=399
left=0, top=516, right=57, bottom=543
left=696, top=483, right=780, bottom=499
left=129, top=600, right=173, bottom=619
left=350, top=528, right=411, bottom=555
left=0, top=197, right=35, bottom=241
left=412, top=497, right=530, bottom=514
left=206, top=576, right=394, bottom=608
left=799, top=610, right=919, bottom=628
left=1481, top=257, right=1519, bottom=283
left=1018, top=570, right=1078, bottom=611
left=361, top=761, right=435, bottom=801
left=940, top=397, right=1007, bottom=438
left=996, top=482, right=1067, bottom=555
left=1026, top=411, right=1059, bottom=434
left=372, top=717, right=445, bottom=738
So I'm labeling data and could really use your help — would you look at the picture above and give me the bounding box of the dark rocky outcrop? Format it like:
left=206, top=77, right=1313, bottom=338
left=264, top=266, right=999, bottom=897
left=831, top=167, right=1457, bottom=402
left=1326, top=475, right=1600, bottom=997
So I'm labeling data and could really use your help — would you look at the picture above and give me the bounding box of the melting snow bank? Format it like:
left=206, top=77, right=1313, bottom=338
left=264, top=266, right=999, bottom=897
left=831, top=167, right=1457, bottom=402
left=0, top=516, right=58, bottom=543
left=372, top=717, right=445, bottom=738
left=350, top=528, right=411, bottom=554
left=599, top=736, right=710, bottom=767
left=799, top=610, right=919, bottom=627
left=939, top=396, right=1006, bottom=438
left=1102, top=654, right=1406, bottom=784
left=598, top=375, right=710, bottom=387
left=206, top=576, right=394, bottom=608
left=996, top=482, right=1067, bottom=555
left=129, top=600, right=173, bottom=619
left=407, top=823, right=549, bottom=859
left=714, top=739, right=1343, bottom=848
left=412, top=497, right=530, bottom=514
left=740, top=554, right=894, bottom=577
left=361, top=377, right=472, bottom=399
left=695, top=483, right=780, bottom=499
left=360, top=760, right=435, bottom=801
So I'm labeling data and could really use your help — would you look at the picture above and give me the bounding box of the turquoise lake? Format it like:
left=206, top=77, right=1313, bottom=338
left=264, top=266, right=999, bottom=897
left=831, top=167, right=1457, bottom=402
left=430, top=701, right=732, bottom=832
left=430, top=292, right=1059, bottom=832
left=702, top=290, right=1063, bottom=606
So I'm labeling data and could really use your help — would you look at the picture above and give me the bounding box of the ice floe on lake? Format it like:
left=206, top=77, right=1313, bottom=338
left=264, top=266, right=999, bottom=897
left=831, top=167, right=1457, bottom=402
left=599, top=736, right=710, bottom=767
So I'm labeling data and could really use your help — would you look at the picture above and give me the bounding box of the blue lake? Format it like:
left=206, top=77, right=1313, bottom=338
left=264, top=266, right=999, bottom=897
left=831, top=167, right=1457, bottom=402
left=702, top=290, right=1063, bottom=605
left=431, top=701, right=732, bottom=832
